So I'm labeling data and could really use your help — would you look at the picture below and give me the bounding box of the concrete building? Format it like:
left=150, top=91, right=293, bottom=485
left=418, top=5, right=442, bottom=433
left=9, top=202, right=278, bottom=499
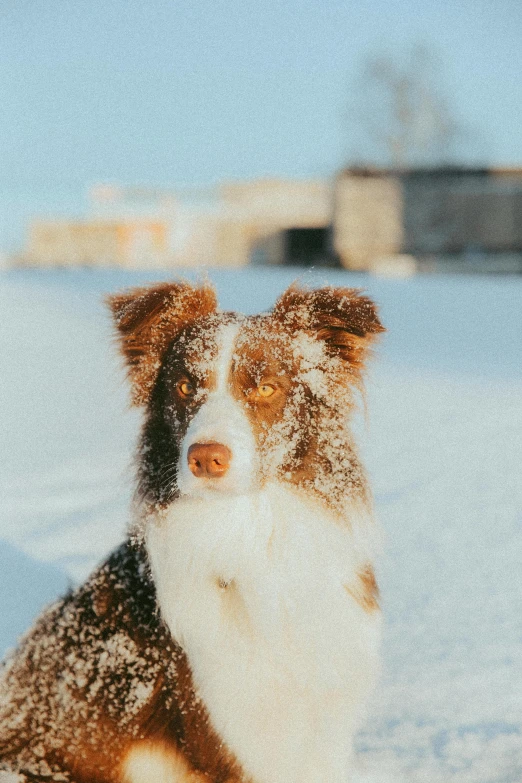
left=252, top=227, right=334, bottom=267
left=214, top=178, right=332, bottom=266
left=21, top=178, right=332, bottom=269
left=25, top=219, right=170, bottom=268
left=334, top=167, right=522, bottom=272
left=18, top=170, right=522, bottom=272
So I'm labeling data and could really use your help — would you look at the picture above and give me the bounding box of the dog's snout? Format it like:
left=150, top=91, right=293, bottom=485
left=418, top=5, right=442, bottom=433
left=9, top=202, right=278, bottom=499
left=187, top=442, right=232, bottom=479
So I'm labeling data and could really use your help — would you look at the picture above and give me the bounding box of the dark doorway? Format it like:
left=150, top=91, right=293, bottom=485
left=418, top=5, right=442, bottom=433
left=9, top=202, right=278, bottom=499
left=284, top=227, right=336, bottom=266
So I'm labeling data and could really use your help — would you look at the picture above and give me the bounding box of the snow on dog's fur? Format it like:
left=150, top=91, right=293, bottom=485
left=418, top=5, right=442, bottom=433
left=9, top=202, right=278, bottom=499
left=0, top=280, right=385, bottom=783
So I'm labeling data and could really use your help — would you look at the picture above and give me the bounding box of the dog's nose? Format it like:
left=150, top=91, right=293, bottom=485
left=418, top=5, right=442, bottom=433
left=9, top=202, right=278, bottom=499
left=187, top=442, right=231, bottom=479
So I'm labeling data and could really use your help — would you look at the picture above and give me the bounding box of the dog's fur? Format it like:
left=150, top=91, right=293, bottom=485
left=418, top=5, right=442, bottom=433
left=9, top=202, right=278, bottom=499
left=0, top=281, right=384, bottom=783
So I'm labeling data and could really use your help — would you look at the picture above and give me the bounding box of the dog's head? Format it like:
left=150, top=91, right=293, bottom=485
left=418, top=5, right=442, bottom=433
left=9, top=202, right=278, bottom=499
left=108, top=281, right=384, bottom=514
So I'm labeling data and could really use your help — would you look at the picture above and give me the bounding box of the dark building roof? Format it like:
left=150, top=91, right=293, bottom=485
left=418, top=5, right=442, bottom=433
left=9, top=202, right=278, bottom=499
left=339, top=165, right=522, bottom=179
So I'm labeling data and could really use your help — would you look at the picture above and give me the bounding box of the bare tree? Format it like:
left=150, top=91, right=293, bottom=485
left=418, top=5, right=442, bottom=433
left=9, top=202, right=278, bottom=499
left=349, top=44, right=461, bottom=167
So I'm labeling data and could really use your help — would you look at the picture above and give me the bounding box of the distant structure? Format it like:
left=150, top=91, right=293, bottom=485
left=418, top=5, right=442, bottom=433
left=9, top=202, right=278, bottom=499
left=334, top=166, right=522, bottom=273
left=21, top=179, right=331, bottom=270
left=252, top=227, right=334, bottom=268
left=26, top=219, right=170, bottom=269
left=17, top=168, right=522, bottom=273
left=216, top=179, right=331, bottom=266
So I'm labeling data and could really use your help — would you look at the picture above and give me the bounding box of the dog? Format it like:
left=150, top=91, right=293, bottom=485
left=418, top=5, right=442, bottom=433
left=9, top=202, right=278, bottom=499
left=0, top=280, right=385, bottom=783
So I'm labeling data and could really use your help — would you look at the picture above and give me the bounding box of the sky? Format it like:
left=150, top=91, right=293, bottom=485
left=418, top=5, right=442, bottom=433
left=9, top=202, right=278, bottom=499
left=1, top=0, right=521, bottom=192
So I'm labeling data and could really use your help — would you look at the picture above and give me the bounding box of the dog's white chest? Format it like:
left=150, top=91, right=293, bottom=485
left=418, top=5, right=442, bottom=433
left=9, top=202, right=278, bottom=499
left=146, top=485, right=380, bottom=783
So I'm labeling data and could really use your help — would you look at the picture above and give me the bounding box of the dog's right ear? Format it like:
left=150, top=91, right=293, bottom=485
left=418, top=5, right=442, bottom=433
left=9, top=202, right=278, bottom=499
left=107, top=281, right=218, bottom=406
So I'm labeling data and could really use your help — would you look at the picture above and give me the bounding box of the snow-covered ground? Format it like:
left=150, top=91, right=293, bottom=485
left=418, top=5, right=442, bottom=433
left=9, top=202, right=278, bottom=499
left=1, top=268, right=521, bottom=782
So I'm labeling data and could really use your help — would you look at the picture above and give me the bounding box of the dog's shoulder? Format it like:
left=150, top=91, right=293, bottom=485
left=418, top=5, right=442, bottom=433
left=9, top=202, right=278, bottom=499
left=1, top=540, right=172, bottom=683
left=0, top=542, right=179, bottom=780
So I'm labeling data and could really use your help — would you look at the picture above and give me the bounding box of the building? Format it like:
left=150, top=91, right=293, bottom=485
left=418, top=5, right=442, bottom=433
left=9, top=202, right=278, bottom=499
left=199, top=178, right=332, bottom=267
left=334, top=167, right=522, bottom=272
left=252, top=227, right=335, bottom=267
left=17, top=169, right=522, bottom=272
left=21, top=179, right=332, bottom=269
left=25, top=219, right=171, bottom=268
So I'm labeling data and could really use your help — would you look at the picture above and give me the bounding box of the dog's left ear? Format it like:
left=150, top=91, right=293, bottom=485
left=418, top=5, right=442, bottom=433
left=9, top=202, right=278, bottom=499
left=107, top=280, right=218, bottom=405
left=273, top=284, right=385, bottom=374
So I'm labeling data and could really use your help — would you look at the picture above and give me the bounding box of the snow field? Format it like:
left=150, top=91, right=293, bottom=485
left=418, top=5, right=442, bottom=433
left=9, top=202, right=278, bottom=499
left=0, top=269, right=521, bottom=782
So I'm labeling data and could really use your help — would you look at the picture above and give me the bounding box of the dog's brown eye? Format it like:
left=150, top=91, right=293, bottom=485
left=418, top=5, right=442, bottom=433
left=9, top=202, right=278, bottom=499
left=178, top=380, right=195, bottom=398
left=257, top=384, right=276, bottom=398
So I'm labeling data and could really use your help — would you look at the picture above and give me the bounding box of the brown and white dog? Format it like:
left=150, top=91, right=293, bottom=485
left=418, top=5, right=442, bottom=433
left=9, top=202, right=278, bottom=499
left=0, top=281, right=385, bottom=783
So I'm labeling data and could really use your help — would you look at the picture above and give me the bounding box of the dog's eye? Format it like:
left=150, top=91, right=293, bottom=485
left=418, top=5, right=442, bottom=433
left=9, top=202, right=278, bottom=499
left=178, top=380, right=195, bottom=398
left=257, top=384, right=276, bottom=398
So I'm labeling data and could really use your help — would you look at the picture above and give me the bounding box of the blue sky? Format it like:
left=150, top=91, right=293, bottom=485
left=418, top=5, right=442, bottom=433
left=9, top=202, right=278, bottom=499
left=1, top=0, right=521, bottom=190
